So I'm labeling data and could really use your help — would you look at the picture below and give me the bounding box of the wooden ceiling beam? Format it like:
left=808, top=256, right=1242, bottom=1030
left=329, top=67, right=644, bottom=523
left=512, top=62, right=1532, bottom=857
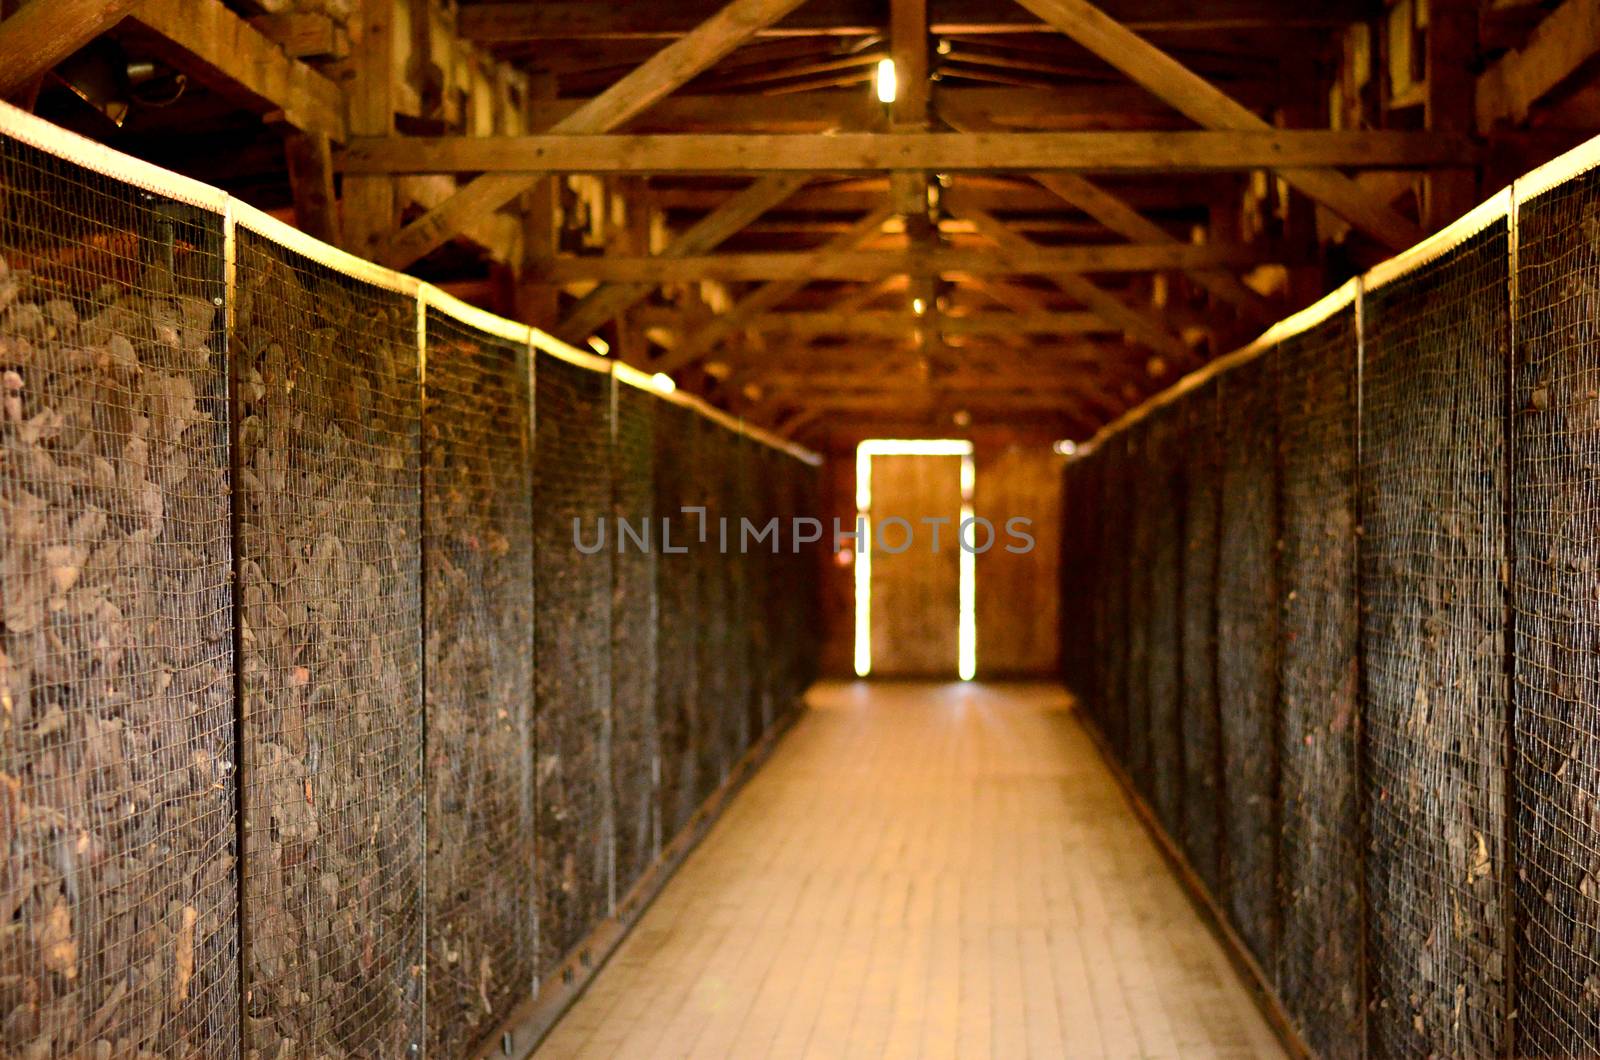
left=555, top=173, right=809, bottom=342
left=122, top=0, right=346, bottom=140
left=525, top=84, right=1303, bottom=132
left=938, top=109, right=1275, bottom=322
left=531, top=241, right=1281, bottom=283
left=637, top=308, right=1114, bottom=337
left=384, top=0, right=814, bottom=269
left=1477, top=0, right=1600, bottom=130
left=0, top=0, right=146, bottom=96
left=653, top=207, right=894, bottom=372
left=1011, top=0, right=1425, bottom=250
left=460, top=0, right=1375, bottom=41
left=345, top=130, right=1472, bottom=175
left=953, top=201, right=1194, bottom=365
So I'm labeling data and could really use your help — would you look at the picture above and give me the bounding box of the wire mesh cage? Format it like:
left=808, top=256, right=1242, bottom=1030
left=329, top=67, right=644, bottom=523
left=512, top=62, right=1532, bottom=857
left=746, top=442, right=778, bottom=737
left=1360, top=215, right=1510, bottom=1058
left=652, top=400, right=701, bottom=841
left=611, top=379, right=660, bottom=901
left=1094, top=433, right=1131, bottom=760
left=420, top=304, right=535, bottom=1058
left=693, top=415, right=732, bottom=803
left=1510, top=163, right=1600, bottom=1056
left=1215, top=349, right=1282, bottom=971
left=533, top=348, right=615, bottom=970
left=721, top=435, right=754, bottom=766
left=0, top=127, right=237, bottom=1058
left=233, top=224, right=424, bottom=1057
left=1124, top=417, right=1154, bottom=800
left=1273, top=297, right=1362, bottom=1057
left=1178, top=378, right=1225, bottom=900
left=1144, top=401, right=1185, bottom=839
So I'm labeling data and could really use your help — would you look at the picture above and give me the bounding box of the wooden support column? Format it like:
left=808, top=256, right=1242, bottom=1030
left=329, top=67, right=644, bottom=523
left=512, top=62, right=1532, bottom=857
left=285, top=132, right=342, bottom=245
left=344, top=0, right=398, bottom=260
left=514, top=72, right=562, bottom=328
left=1427, top=0, right=1478, bottom=228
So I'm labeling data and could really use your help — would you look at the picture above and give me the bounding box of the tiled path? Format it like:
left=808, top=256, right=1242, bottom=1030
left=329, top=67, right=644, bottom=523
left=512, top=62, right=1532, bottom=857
left=537, top=681, right=1285, bottom=1059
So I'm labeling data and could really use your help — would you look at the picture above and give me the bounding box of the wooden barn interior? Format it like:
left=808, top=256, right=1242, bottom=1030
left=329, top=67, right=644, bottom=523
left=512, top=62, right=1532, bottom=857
left=1, top=0, right=1599, bottom=1056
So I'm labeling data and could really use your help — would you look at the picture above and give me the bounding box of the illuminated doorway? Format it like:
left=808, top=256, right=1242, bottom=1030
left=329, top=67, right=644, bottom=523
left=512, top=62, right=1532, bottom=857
left=854, top=440, right=976, bottom=680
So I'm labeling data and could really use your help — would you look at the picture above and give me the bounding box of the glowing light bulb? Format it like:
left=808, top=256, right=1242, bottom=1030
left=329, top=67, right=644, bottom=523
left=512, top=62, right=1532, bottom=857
left=586, top=335, right=610, bottom=356
left=875, top=58, right=898, bottom=104
left=650, top=372, right=676, bottom=394
left=912, top=298, right=926, bottom=315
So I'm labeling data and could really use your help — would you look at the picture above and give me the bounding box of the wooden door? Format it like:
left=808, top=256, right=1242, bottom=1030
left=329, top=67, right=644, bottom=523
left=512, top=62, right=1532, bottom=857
left=974, top=444, right=1065, bottom=676
left=868, top=453, right=963, bottom=677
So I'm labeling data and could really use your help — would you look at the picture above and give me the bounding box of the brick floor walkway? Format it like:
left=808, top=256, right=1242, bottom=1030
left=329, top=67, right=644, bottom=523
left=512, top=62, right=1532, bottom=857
left=537, top=681, right=1286, bottom=1059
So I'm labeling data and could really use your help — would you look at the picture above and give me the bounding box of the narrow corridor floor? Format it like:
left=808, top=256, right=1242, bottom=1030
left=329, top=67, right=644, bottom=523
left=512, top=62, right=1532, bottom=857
left=537, top=682, right=1285, bottom=1059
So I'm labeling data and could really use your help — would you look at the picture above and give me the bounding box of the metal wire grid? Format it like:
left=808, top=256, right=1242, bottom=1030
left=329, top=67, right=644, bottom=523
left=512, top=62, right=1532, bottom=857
left=611, top=382, right=659, bottom=902
left=420, top=308, right=535, bottom=1058
left=1215, top=350, right=1283, bottom=971
left=1510, top=166, right=1600, bottom=1055
left=1058, top=455, right=1089, bottom=705
left=1144, top=402, right=1186, bottom=839
left=652, top=401, right=701, bottom=841
left=1178, top=379, right=1226, bottom=901
left=233, top=228, right=424, bottom=1057
left=1360, top=222, right=1510, bottom=1058
left=1124, top=418, right=1155, bottom=800
left=692, top=416, right=732, bottom=803
left=533, top=350, right=615, bottom=970
left=1093, top=433, right=1131, bottom=760
left=1274, top=305, right=1363, bottom=1057
left=795, top=461, right=825, bottom=694
left=722, top=436, right=754, bottom=767
left=746, top=443, right=778, bottom=735
left=0, top=132, right=236, bottom=1058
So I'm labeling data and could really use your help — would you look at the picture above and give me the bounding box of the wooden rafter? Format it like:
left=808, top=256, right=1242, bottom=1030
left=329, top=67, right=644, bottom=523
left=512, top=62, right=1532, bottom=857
left=344, top=130, right=1473, bottom=175
left=636, top=309, right=1114, bottom=337
left=1477, top=0, right=1600, bottom=130
left=555, top=173, right=809, bottom=343
left=938, top=109, right=1275, bottom=322
left=653, top=207, right=894, bottom=372
left=1009, top=0, right=1425, bottom=250
left=458, top=0, right=1377, bottom=42
left=530, top=241, right=1282, bottom=282
left=126, top=0, right=347, bottom=140
left=953, top=201, right=1195, bottom=364
left=0, top=0, right=146, bottom=97
left=383, top=0, right=815, bottom=269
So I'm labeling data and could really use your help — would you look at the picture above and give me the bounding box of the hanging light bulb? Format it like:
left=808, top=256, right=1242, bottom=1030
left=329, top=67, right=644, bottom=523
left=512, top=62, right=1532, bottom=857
left=912, top=297, right=927, bottom=315
left=650, top=372, right=676, bottom=394
left=875, top=58, right=898, bottom=104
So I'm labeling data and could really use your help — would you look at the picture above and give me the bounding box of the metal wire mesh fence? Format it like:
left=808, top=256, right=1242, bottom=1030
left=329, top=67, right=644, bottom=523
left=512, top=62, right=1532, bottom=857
left=1144, top=402, right=1185, bottom=839
left=0, top=104, right=822, bottom=1060
left=234, top=226, right=426, bottom=1057
left=611, top=381, right=659, bottom=901
left=652, top=400, right=702, bottom=842
left=1511, top=162, right=1600, bottom=1056
left=533, top=350, right=616, bottom=969
left=1177, top=379, right=1225, bottom=901
left=1124, top=418, right=1154, bottom=800
left=1274, top=302, right=1362, bottom=1058
left=1216, top=349, right=1282, bottom=971
left=1361, top=220, right=1510, bottom=1059
left=421, top=306, right=535, bottom=1057
left=0, top=129, right=238, bottom=1058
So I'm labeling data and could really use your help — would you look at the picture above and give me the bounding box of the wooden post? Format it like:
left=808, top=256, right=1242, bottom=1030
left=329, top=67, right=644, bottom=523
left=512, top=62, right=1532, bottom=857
left=344, top=0, right=397, bottom=259
left=1426, top=0, right=1478, bottom=229
left=285, top=132, right=342, bottom=245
